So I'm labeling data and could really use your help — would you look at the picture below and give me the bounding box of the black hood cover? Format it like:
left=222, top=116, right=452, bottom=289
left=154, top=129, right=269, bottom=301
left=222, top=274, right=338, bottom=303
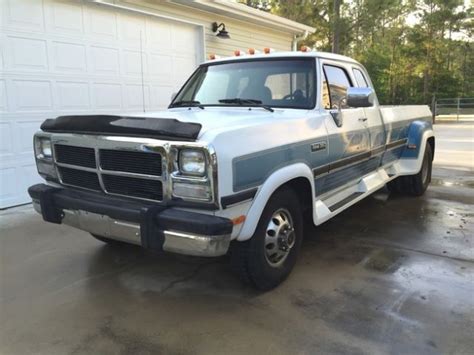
left=40, top=115, right=202, bottom=141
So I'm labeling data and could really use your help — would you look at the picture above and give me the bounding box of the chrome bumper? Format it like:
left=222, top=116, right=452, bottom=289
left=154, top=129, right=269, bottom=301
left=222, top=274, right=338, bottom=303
left=32, top=200, right=231, bottom=258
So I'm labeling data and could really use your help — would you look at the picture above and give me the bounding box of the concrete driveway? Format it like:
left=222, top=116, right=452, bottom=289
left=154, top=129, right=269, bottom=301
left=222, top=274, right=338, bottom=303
left=1, top=123, right=473, bottom=355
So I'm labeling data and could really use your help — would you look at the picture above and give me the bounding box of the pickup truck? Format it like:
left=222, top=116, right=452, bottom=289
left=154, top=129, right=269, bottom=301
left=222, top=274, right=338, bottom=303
left=29, top=51, right=434, bottom=290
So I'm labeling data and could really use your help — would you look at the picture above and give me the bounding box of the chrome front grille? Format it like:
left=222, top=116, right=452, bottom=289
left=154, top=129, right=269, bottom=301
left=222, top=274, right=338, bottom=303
left=54, top=143, right=164, bottom=202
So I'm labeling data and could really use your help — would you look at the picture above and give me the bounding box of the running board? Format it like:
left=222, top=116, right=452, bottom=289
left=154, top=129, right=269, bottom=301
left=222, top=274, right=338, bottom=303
left=328, top=192, right=364, bottom=212
left=314, top=167, right=391, bottom=225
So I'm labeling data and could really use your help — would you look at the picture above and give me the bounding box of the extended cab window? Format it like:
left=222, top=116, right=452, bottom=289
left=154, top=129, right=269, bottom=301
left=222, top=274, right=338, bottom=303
left=322, top=65, right=352, bottom=109
left=353, top=68, right=369, bottom=87
left=171, top=59, right=316, bottom=109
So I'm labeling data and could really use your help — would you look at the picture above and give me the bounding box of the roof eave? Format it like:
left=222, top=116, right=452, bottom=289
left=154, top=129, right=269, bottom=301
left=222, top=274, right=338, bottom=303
left=168, top=0, right=315, bottom=35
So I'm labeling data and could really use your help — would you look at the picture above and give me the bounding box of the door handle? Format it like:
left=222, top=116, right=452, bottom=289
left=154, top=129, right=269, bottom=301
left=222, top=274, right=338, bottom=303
left=358, top=117, right=368, bottom=122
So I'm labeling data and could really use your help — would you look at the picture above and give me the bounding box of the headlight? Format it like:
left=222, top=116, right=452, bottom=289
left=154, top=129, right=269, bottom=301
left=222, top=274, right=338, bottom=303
left=35, top=136, right=52, bottom=160
left=179, top=149, right=206, bottom=176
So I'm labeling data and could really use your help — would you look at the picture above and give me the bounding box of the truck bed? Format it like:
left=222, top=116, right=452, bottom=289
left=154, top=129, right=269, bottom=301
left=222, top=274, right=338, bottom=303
left=380, top=105, right=432, bottom=124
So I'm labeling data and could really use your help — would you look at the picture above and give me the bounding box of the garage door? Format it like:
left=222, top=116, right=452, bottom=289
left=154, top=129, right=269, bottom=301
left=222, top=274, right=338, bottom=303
left=0, top=0, right=202, bottom=208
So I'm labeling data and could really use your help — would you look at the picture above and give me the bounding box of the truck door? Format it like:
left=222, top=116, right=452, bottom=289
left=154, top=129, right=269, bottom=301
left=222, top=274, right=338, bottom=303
left=351, top=67, right=386, bottom=165
left=316, top=62, right=371, bottom=196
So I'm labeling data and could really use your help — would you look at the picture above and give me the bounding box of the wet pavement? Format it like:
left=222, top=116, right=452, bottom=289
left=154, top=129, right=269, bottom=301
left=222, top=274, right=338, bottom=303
left=1, top=123, right=473, bottom=355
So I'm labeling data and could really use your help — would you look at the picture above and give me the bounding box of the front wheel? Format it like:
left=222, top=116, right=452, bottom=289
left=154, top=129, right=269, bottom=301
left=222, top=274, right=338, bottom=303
left=230, top=186, right=303, bottom=290
left=387, top=142, right=433, bottom=196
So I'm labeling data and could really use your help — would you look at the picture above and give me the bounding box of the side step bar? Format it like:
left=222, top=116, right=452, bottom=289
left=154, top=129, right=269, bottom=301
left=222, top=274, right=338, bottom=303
left=328, top=192, right=364, bottom=212
left=314, top=167, right=392, bottom=225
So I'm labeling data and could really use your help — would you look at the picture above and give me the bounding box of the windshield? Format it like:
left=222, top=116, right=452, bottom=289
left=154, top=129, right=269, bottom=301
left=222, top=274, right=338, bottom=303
left=171, top=58, right=316, bottom=110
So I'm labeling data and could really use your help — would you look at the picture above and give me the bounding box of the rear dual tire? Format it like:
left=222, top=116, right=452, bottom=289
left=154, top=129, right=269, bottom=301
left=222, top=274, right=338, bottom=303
left=388, top=143, right=433, bottom=196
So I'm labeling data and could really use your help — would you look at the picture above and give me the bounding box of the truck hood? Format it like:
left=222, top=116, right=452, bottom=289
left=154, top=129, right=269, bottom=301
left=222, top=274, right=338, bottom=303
left=133, top=107, right=310, bottom=140
left=40, top=107, right=310, bottom=142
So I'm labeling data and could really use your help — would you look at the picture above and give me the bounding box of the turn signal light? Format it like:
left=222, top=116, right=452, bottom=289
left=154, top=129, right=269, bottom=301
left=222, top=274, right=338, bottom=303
left=232, top=215, right=246, bottom=225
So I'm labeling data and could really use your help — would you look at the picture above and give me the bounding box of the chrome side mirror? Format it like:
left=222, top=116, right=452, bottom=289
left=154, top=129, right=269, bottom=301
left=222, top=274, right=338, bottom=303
left=346, top=87, right=375, bottom=108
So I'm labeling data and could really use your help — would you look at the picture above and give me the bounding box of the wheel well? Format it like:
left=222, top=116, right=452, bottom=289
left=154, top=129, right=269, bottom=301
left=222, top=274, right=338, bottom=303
left=427, top=137, right=435, bottom=160
left=279, top=177, right=313, bottom=213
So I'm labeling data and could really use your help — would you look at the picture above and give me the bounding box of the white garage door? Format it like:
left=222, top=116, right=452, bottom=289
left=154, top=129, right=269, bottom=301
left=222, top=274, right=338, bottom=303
left=0, top=0, right=202, bottom=208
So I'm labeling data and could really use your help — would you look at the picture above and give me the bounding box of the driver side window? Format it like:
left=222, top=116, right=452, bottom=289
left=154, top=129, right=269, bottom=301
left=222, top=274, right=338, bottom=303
left=322, top=65, right=353, bottom=110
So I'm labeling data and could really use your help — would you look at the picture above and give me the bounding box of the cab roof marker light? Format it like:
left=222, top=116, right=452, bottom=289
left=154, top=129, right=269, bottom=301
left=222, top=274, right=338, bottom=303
left=208, top=54, right=221, bottom=60
left=300, top=45, right=312, bottom=52
left=263, top=47, right=274, bottom=54
left=247, top=48, right=260, bottom=55
left=234, top=49, right=245, bottom=56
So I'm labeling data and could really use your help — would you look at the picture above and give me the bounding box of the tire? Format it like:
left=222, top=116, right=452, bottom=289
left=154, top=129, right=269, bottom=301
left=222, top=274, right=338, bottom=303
left=230, top=186, right=303, bottom=290
left=90, top=234, right=126, bottom=246
left=387, top=142, right=433, bottom=196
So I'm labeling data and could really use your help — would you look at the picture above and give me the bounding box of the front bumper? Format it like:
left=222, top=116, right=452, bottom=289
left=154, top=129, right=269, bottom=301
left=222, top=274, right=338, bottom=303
left=28, top=184, right=233, bottom=257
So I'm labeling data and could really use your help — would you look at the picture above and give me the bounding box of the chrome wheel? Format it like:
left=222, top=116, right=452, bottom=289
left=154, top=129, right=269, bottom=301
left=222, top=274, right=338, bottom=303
left=264, top=208, right=295, bottom=267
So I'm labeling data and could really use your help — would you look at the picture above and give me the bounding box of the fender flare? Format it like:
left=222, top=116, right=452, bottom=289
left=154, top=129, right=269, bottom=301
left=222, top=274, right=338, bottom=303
left=397, top=120, right=434, bottom=176
left=236, top=163, right=315, bottom=241
left=401, top=120, right=434, bottom=160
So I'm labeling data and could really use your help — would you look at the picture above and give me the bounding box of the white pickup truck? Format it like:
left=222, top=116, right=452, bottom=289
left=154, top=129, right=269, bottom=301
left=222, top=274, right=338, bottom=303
left=29, top=51, right=434, bottom=290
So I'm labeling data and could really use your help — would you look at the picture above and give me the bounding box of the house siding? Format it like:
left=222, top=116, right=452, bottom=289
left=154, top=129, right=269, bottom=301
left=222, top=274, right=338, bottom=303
left=115, top=0, right=294, bottom=58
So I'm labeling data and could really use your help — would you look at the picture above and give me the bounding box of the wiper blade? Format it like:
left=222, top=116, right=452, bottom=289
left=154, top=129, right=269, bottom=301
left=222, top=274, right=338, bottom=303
left=219, top=98, right=274, bottom=112
left=170, top=100, right=204, bottom=109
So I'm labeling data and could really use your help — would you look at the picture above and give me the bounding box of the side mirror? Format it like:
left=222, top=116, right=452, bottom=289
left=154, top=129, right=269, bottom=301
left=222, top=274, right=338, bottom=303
left=346, top=87, right=375, bottom=108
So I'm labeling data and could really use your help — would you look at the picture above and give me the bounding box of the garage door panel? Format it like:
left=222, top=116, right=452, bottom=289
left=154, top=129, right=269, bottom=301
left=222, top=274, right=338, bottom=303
left=12, top=80, right=53, bottom=112
left=0, top=167, right=18, bottom=203
left=123, top=49, right=144, bottom=77
left=125, top=84, right=149, bottom=110
left=57, top=81, right=90, bottom=109
left=92, top=83, right=122, bottom=109
left=146, top=19, right=172, bottom=50
left=0, top=41, right=4, bottom=70
left=172, top=24, right=197, bottom=53
left=3, top=0, right=45, bottom=31
left=19, top=164, right=42, bottom=196
left=0, top=80, right=7, bottom=112
left=7, top=36, right=49, bottom=71
left=119, top=13, right=145, bottom=45
left=148, top=53, right=172, bottom=80
left=1, top=0, right=200, bottom=207
left=87, top=6, right=118, bottom=39
left=173, top=56, right=195, bottom=87
left=0, top=122, right=14, bottom=156
left=150, top=85, right=173, bottom=109
left=90, top=46, right=120, bottom=75
left=47, top=0, right=85, bottom=34
left=17, top=120, right=43, bottom=155
left=52, top=41, right=87, bottom=73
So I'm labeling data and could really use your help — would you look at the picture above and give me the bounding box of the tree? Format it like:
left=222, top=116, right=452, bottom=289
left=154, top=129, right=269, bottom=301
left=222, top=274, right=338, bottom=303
left=242, top=0, right=474, bottom=104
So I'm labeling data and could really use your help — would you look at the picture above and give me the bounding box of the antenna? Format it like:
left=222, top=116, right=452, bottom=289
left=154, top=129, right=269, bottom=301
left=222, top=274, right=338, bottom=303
left=139, top=30, right=146, bottom=113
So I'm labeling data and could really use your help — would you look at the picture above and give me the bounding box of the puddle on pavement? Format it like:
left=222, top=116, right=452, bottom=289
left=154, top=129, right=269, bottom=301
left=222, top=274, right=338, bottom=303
left=431, top=178, right=474, bottom=188
left=361, top=249, right=405, bottom=273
